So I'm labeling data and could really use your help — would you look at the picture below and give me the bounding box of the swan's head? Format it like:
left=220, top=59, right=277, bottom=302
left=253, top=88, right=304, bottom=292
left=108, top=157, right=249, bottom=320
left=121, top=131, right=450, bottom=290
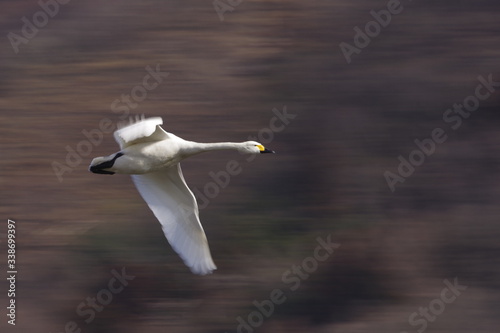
left=89, top=152, right=124, bottom=175
left=239, top=141, right=275, bottom=154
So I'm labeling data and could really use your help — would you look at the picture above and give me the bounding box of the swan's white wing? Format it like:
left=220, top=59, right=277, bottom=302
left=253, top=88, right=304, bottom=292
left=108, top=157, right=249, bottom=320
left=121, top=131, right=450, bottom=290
left=114, top=117, right=170, bottom=149
left=131, top=164, right=217, bottom=275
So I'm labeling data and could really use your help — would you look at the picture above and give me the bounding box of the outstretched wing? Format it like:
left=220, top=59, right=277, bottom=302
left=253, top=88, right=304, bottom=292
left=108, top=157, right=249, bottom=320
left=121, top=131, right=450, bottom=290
left=114, top=117, right=170, bottom=150
left=131, top=164, right=217, bottom=275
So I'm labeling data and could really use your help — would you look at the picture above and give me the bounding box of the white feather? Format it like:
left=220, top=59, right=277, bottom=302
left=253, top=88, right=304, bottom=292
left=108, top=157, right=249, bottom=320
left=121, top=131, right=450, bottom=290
left=132, top=165, right=216, bottom=275
left=114, top=116, right=168, bottom=149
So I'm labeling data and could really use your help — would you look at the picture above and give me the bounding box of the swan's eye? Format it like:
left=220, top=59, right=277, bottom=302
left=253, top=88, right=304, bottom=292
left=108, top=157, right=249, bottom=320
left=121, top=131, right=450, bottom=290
left=256, top=144, right=265, bottom=152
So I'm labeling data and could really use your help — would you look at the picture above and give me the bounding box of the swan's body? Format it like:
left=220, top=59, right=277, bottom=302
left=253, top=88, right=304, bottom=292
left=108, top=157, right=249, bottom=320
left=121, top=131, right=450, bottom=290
left=89, top=116, right=274, bottom=275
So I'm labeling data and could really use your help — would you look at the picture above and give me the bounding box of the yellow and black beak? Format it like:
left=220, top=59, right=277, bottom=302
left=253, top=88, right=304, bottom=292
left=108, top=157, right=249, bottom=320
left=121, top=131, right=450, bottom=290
left=257, top=144, right=275, bottom=154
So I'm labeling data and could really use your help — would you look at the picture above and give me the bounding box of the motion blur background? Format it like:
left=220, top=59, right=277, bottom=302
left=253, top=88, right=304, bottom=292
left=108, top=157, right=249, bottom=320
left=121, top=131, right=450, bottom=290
left=1, top=0, right=500, bottom=332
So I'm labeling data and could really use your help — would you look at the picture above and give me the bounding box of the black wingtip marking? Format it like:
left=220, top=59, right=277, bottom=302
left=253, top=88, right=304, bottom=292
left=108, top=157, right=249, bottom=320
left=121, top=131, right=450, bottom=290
left=90, top=152, right=123, bottom=175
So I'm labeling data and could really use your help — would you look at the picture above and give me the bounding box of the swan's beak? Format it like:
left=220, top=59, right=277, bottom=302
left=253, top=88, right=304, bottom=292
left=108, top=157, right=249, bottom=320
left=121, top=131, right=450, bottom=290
left=256, top=144, right=275, bottom=154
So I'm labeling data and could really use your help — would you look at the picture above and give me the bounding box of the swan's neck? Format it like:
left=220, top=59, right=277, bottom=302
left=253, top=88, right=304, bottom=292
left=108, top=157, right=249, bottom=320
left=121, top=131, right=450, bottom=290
left=185, top=141, right=243, bottom=155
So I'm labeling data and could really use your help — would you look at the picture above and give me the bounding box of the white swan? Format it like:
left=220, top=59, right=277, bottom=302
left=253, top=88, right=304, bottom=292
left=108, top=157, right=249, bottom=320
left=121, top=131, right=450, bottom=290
left=89, top=116, right=274, bottom=275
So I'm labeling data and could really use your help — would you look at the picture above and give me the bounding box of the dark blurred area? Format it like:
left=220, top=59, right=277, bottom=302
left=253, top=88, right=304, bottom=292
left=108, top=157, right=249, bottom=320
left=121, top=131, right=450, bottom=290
left=1, top=0, right=500, bottom=332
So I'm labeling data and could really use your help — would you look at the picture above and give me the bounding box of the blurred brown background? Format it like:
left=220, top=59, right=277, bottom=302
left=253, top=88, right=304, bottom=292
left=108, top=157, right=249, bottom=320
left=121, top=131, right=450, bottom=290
left=1, top=0, right=500, bottom=332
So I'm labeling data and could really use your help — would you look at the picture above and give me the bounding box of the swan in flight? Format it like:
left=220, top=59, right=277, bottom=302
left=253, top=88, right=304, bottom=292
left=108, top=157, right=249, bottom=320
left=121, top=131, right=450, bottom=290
left=89, top=116, right=274, bottom=275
